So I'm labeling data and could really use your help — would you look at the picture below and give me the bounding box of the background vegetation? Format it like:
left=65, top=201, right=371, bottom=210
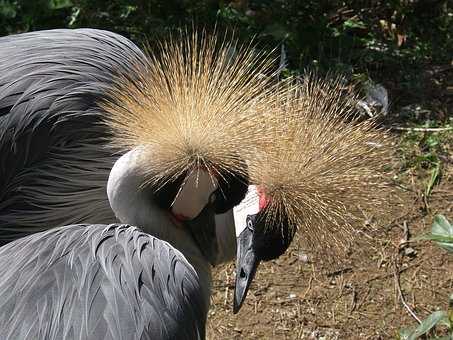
left=1, top=1, right=451, bottom=338
left=0, top=0, right=451, bottom=120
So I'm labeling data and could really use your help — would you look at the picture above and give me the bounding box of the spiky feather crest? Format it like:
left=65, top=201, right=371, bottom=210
left=249, top=73, right=398, bottom=256
left=101, top=31, right=279, bottom=190
left=101, top=31, right=398, bottom=258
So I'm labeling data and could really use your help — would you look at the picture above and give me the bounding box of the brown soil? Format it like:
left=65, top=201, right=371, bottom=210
left=207, top=140, right=453, bottom=339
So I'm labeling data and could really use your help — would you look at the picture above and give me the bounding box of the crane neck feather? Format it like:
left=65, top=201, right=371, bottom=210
left=106, top=148, right=207, bottom=263
left=107, top=147, right=237, bottom=266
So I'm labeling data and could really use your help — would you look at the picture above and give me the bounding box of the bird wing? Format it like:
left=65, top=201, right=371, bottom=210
left=0, top=29, right=146, bottom=243
left=0, top=224, right=207, bottom=340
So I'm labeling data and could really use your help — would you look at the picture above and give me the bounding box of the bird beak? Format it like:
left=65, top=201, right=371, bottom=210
left=185, top=202, right=218, bottom=266
left=232, top=185, right=262, bottom=314
left=233, top=214, right=260, bottom=314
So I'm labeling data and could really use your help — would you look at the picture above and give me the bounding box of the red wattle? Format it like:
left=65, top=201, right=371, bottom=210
left=257, top=187, right=270, bottom=210
left=173, top=212, right=189, bottom=221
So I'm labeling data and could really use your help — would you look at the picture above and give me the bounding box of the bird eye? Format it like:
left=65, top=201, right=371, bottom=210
left=247, top=217, right=253, bottom=229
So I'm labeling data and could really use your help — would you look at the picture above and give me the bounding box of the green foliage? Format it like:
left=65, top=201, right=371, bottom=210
left=416, top=215, right=453, bottom=253
left=1, top=0, right=451, bottom=116
left=1, top=1, right=450, bottom=75
left=397, top=119, right=452, bottom=199
left=398, top=310, right=451, bottom=340
left=0, top=0, right=73, bottom=34
left=398, top=215, right=453, bottom=339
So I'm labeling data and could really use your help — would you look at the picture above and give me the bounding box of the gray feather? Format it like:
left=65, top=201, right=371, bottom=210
left=0, top=224, right=207, bottom=340
left=0, top=29, right=147, bottom=243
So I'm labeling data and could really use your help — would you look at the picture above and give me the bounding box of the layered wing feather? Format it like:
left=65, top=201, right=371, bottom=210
left=0, top=224, right=207, bottom=340
left=0, top=29, right=146, bottom=243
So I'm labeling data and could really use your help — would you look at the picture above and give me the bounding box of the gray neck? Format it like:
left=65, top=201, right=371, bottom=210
left=214, top=210, right=237, bottom=264
left=106, top=148, right=212, bottom=287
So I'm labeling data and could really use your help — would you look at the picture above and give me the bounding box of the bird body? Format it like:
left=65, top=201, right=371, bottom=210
left=0, top=28, right=275, bottom=250
left=0, top=27, right=399, bottom=337
left=0, top=147, right=216, bottom=340
left=0, top=29, right=282, bottom=338
left=0, top=224, right=208, bottom=340
left=0, top=28, right=145, bottom=243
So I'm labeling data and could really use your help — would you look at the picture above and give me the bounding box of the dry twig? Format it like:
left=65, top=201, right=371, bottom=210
left=393, top=259, right=422, bottom=324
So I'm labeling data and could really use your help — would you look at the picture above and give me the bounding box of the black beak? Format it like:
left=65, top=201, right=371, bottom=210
left=233, top=215, right=261, bottom=314
left=185, top=203, right=218, bottom=266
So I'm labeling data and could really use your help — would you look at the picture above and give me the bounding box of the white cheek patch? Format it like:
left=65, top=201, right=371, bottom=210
left=233, top=185, right=260, bottom=237
left=171, top=169, right=218, bottom=220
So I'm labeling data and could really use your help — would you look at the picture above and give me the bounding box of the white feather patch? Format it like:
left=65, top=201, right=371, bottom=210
left=233, top=185, right=260, bottom=237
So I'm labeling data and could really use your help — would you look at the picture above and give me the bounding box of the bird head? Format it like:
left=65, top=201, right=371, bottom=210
left=231, top=74, right=398, bottom=313
left=101, top=30, right=397, bottom=314
left=156, top=164, right=250, bottom=266
left=101, top=31, right=278, bottom=267
left=106, top=146, right=250, bottom=268
left=232, top=185, right=296, bottom=313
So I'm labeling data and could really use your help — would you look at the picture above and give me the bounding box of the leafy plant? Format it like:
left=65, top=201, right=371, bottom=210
left=397, top=121, right=452, bottom=202
left=398, top=215, right=453, bottom=339
left=398, top=309, right=452, bottom=340
left=417, top=215, right=453, bottom=253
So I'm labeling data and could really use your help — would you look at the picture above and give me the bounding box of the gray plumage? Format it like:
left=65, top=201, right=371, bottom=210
left=0, top=28, right=146, bottom=244
left=0, top=29, right=242, bottom=340
left=0, top=224, right=207, bottom=340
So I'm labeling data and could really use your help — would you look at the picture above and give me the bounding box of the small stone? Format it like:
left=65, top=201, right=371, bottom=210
left=404, top=247, right=417, bottom=257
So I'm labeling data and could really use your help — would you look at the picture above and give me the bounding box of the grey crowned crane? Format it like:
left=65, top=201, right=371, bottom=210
left=0, top=29, right=396, bottom=338
left=0, top=28, right=294, bottom=339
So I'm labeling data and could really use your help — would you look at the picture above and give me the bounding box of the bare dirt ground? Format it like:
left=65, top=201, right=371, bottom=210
left=207, top=135, right=453, bottom=339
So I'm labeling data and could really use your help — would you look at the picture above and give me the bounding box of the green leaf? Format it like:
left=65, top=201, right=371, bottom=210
left=413, top=215, right=453, bottom=252
left=398, top=328, right=414, bottom=340
left=408, top=311, right=448, bottom=340
left=0, top=0, right=17, bottom=18
left=48, top=0, right=72, bottom=10
left=343, top=18, right=366, bottom=30
left=425, top=135, right=440, bottom=148
left=431, top=215, right=453, bottom=252
left=432, top=215, right=453, bottom=236
left=425, top=162, right=440, bottom=197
